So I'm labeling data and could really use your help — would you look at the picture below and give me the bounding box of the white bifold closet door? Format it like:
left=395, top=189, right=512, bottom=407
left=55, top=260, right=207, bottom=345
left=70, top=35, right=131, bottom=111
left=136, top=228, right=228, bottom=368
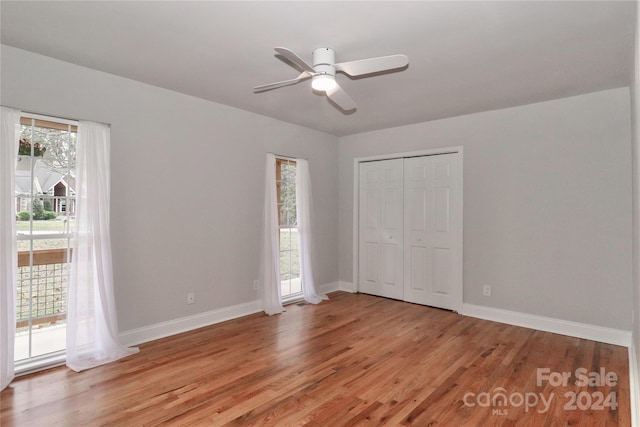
left=358, top=153, right=462, bottom=311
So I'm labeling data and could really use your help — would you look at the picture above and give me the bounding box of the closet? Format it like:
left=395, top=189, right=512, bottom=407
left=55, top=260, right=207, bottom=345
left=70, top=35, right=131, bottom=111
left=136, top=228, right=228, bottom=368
left=357, top=152, right=462, bottom=311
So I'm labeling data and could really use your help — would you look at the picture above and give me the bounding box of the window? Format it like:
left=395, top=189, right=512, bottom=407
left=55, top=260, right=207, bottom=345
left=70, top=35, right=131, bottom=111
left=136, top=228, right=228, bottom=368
left=14, top=114, right=77, bottom=368
left=276, top=158, right=301, bottom=301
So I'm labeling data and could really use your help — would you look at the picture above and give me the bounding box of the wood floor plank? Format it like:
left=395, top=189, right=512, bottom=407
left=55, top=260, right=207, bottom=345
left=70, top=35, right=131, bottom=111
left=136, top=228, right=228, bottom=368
left=0, top=292, right=631, bottom=426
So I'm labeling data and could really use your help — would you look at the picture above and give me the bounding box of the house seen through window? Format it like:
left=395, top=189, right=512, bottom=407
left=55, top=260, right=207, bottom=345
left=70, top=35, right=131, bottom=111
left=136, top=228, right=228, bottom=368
left=14, top=114, right=77, bottom=367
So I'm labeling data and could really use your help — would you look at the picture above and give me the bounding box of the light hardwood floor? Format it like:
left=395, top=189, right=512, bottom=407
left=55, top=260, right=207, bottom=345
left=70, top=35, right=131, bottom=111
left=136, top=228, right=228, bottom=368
left=0, top=292, right=630, bottom=426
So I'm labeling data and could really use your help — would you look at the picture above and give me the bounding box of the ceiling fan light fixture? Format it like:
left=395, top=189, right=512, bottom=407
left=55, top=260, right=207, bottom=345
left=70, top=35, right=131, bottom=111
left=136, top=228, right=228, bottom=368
left=311, top=74, right=336, bottom=92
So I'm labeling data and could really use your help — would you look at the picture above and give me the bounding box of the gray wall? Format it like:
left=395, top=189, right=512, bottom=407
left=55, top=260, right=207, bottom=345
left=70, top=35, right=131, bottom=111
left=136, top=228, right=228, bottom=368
left=338, top=88, right=632, bottom=330
left=1, top=46, right=340, bottom=331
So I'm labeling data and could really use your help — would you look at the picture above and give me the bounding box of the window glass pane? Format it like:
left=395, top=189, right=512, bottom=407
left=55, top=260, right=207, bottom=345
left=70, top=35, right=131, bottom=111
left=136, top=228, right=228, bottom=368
left=16, top=239, right=69, bottom=361
left=279, top=228, right=290, bottom=249
left=16, top=200, right=71, bottom=235
left=277, top=161, right=296, bottom=227
left=280, top=251, right=290, bottom=280
left=290, top=247, right=300, bottom=280
left=15, top=125, right=76, bottom=240
left=279, top=204, right=288, bottom=228
left=20, top=125, right=76, bottom=172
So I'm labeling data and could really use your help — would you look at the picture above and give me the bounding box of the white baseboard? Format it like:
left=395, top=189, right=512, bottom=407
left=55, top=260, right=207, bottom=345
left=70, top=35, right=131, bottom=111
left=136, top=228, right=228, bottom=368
left=461, top=303, right=632, bottom=347
left=630, top=339, right=640, bottom=427
left=319, top=286, right=632, bottom=347
left=338, top=281, right=356, bottom=293
left=319, top=281, right=340, bottom=294
left=120, top=280, right=343, bottom=347
left=120, top=299, right=262, bottom=347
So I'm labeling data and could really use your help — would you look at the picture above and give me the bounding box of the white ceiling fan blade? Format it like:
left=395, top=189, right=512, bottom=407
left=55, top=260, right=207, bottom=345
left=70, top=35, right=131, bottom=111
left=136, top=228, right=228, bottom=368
left=274, top=47, right=316, bottom=73
left=326, top=84, right=356, bottom=111
left=335, top=54, right=409, bottom=76
left=253, top=72, right=311, bottom=92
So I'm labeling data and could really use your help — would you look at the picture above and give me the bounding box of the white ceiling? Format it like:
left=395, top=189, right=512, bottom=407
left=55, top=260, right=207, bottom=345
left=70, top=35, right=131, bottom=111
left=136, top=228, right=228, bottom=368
left=1, top=1, right=635, bottom=136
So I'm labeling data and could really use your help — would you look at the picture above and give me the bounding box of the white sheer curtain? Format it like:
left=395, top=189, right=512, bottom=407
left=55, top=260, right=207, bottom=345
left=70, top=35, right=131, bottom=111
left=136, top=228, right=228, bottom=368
left=260, top=153, right=284, bottom=315
left=66, top=120, right=138, bottom=372
left=1, top=107, right=20, bottom=391
left=296, top=159, right=328, bottom=305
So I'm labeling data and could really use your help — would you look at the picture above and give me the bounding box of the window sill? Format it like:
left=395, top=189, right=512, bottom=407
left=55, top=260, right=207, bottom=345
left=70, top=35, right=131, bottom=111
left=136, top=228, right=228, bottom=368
left=282, top=293, right=304, bottom=305
left=15, top=351, right=66, bottom=377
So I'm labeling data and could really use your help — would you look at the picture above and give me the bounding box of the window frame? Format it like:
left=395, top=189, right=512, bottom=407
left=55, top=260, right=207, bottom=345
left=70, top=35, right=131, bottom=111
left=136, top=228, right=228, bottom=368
left=275, top=157, right=302, bottom=302
left=14, top=112, right=78, bottom=373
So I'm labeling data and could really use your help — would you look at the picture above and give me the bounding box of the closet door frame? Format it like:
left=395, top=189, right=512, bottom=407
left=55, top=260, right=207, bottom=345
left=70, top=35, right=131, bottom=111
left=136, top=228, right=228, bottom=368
left=352, top=146, right=464, bottom=312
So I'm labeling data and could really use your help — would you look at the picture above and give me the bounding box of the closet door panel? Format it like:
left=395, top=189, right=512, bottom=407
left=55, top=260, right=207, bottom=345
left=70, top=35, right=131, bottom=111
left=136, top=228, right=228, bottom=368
left=433, top=247, right=451, bottom=295
left=404, top=157, right=430, bottom=304
left=409, top=246, right=427, bottom=291
left=358, top=159, right=404, bottom=299
left=404, top=153, right=462, bottom=310
left=363, top=242, right=379, bottom=283
left=359, top=164, right=381, bottom=295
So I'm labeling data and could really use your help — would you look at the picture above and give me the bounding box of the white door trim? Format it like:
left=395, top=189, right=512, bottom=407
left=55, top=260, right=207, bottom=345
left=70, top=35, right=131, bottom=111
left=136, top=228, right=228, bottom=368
left=352, top=146, right=464, bottom=310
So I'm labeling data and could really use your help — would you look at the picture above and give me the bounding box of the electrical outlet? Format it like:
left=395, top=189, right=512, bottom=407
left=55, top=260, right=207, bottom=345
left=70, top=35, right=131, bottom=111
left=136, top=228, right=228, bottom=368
left=187, top=292, right=195, bottom=304
left=483, top=285, right=492, bottom=297
left=253, top=280, right=258, bottom=291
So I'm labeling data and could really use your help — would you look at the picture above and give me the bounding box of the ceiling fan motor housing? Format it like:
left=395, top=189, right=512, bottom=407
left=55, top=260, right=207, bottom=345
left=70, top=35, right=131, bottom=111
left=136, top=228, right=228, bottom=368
left=312, top=48, right=336, bottom=77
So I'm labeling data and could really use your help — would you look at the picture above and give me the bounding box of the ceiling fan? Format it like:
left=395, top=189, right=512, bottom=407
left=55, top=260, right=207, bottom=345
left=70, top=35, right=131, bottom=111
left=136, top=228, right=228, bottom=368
left=254, top=47, right=409, bottom=112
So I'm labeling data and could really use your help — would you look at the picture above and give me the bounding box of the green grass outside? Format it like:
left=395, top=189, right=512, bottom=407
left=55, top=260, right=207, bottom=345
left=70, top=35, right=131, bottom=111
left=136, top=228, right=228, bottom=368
left=16, top=219, right=75, bottom=251
left=16, top=219, right=75, bottom=232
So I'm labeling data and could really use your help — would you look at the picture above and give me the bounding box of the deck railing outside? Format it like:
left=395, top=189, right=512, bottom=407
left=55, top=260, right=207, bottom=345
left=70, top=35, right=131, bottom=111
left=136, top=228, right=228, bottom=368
left=17, top=248, right=70, bottom=330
